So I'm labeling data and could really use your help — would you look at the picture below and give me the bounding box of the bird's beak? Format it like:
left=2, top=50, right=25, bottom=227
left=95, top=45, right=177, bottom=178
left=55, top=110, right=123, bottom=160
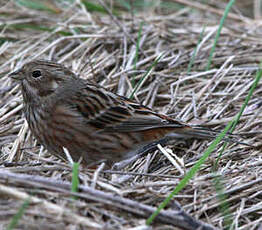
left=9, top=69, right=23, bottom=80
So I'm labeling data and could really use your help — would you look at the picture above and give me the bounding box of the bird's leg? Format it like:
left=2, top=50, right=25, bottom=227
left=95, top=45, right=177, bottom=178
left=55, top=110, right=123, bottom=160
left=112, top=137, right=171, bottom=170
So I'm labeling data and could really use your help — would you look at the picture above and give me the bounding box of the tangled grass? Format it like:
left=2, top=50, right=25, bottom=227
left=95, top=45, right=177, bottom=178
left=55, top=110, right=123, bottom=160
left=0, top=1, right=262, bottom=229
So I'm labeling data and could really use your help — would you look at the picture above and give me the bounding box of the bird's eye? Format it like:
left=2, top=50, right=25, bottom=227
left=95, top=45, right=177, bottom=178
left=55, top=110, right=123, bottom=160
left=32, top=70, right=42, bottom=78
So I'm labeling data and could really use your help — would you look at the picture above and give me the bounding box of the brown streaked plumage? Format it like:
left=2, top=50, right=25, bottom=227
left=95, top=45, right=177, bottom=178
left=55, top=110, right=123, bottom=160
left=9, top=60, right=232, bottom=165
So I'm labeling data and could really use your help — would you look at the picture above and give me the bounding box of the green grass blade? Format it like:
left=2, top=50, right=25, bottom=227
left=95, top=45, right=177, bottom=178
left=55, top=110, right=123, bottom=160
left=211, top=66, right=262, bottom=228
left=7, top=197, right=31, bottom=230
left=14, top=0, right=60, bottom=13
left=206, top=0, right=235, bottom=71
left=187, top=25, right=206, bottom=73
left=71, top=162, right=79, bottom=199
left=213, top=175, right=233, bottom=228
left=5, top=24, right=53, bottom=31
left=231, top=67, right=262, bottom=132
left=132, top=21, right=144, bottom=86
left=134, top=21, right=143, bottom=71
left=147, top=64, right=261, bottom=225
left=116, top=0, right=131, bottom=11
left=2, top=23, right=73, bottom=36
left=81, top=0, right=107, bottom=13
left=129, top=54, right=162, bottom=100
left=116, top=0, right=157, bottom=11
left=146, top=119, right=234, bottom=225
left=215, top=66, right=262, bottom=167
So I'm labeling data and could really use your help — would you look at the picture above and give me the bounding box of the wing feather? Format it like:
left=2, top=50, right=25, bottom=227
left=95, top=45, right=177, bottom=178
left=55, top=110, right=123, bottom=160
left=71, top=82, right=189, bottom=132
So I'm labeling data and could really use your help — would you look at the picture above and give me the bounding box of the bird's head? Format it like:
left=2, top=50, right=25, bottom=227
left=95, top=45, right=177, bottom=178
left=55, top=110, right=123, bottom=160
left=9, top=60, right=78, bottom=104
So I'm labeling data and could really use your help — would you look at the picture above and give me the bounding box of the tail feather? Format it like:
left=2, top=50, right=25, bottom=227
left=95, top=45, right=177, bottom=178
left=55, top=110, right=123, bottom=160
left=167, top=126, right=252, bottom=147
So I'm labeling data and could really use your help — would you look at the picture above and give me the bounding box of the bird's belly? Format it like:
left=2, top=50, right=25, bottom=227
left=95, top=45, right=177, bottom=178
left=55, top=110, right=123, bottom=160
left=32, top=118, right=146, bottom=164
left=65, top=131, right=146, bottom=164
left=27, top=107, right=173, bottom=165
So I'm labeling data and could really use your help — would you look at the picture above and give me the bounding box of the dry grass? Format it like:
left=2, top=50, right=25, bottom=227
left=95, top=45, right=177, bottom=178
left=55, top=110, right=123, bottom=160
left=0, top=1, right=262, bottom=229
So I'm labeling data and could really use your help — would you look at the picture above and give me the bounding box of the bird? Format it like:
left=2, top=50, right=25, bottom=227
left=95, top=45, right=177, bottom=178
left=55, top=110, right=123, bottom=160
left=9, top=60, right=240, bottom=166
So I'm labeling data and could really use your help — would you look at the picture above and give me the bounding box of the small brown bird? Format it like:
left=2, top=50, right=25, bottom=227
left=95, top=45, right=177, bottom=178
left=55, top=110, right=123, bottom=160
left=9, top=60, right=234, bottom=166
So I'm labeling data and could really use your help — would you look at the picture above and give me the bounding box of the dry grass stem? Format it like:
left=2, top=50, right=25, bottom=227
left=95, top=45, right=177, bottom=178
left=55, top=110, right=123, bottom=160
left=0, top=1, right=262, bottom=229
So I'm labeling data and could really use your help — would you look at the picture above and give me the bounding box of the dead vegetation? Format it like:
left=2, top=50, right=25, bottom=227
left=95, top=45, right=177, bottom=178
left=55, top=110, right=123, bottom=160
left=0, top=1, right=262, bottom=229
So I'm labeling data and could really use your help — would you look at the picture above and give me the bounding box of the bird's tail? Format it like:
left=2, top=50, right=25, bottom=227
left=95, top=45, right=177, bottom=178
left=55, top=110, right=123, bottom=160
left=167, top=126, right=252, bottom=147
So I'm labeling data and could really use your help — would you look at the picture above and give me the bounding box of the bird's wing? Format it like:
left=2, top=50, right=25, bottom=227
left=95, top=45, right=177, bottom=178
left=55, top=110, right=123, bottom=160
left=71, top=83, right=189, bottom=132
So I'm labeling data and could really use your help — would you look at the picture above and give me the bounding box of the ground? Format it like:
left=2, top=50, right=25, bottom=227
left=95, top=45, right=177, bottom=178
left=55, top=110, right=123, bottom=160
left=0, top=1, right=262, bottom=229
